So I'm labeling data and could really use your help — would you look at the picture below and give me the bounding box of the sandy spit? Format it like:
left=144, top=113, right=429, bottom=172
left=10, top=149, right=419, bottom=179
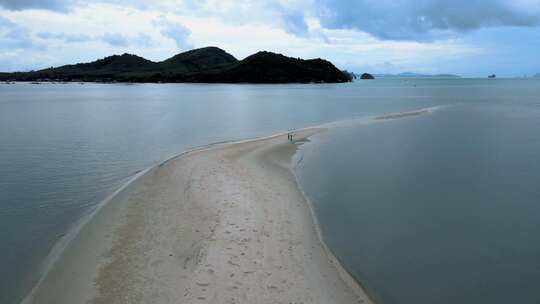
left=375, top=109, right=429, bottom=120
left=23, top=129, right=373, bottom=304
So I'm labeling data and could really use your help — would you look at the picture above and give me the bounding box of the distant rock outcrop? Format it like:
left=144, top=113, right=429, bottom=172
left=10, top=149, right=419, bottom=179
left=360, top=73, right=375, bottom=80
left=0, top=47, right=351, bottom=84
left=342, top=70, right=357, bottom=80
left=488, top=74, right=496, bottom=78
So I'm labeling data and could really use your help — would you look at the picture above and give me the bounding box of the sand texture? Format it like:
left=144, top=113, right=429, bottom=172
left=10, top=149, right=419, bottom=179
left=23, top=129, right=372, bottom=304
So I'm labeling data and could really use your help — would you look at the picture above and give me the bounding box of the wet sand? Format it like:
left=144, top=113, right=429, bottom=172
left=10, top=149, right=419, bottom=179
left=23, top=129, right=372, bottom=304
left=375, top=109, right=429, bottom=120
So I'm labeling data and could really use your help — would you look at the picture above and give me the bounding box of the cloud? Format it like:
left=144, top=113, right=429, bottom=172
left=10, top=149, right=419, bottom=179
left=0, top=16, right=43, bottom=50
left=2, top=0, right=540, bottom=43
left=161, top=24, right=192, bottom=50
left=101, top=32, right=129, bottom=47
left=155, top=19, right=192, bottom=50
left=280, top=11, right=309, bottom=36
left=0, top=0, right=73, bottom=11
left=37, top=30, right=155, bottom=47
left=315, top=0, right=540, bottom=40
left=36, top=31, right=91, bottom=42
left=148, top=0, right=312, bottom=37
left=1, top=0, right=539, bottom=75
left=132, top=32, right=153, bottom=47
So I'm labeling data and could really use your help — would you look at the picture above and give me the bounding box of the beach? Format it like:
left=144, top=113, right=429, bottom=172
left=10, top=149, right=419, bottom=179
left=23, top=129, right=372, bottom=304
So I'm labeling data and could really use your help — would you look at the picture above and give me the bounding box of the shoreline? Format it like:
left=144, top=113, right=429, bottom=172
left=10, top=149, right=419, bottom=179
left=22, top=127, right=373, bottom=304
left=290, top=143, right=374, bottom=302
left=20, top=105, right=449, bottom=303
left=20, top=167, right=152, bottom=304
left=20, top=132, right=303, bottom=303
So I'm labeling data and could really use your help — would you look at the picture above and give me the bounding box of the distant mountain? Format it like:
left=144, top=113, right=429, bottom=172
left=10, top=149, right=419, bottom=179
left=182, top=51, right=351, bottom=83
left=375, top=72, right=461, bottom=78
left=534, top=73, right=540, bottom=78
left=0, top=47, right=351, bottom=84
left=158, top=46, right=238, bottom=73
left=35, top=53, right=157, bottom=77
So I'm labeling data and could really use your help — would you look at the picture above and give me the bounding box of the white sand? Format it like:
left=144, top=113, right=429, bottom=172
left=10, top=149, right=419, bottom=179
left=23, top=129, right=373, bottom=304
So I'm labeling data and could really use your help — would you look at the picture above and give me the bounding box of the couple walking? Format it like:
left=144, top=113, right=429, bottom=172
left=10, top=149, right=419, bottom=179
left=287, top=132, right=294, bottom=141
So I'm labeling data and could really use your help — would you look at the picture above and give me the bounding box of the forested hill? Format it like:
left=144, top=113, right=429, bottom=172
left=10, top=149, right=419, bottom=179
left=0, top=47, right=352, bottom=83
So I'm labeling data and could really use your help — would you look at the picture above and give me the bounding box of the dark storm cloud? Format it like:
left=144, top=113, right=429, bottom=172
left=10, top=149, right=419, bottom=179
left=0, top=0, right=73, bottom=11
left=316, top=0, right=540, bottom=40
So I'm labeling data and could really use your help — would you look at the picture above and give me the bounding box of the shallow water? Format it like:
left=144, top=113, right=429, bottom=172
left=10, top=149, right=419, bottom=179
left=296, top=80, right=540, bottom=303
left=1, top=79, right=538, bottom=303
left=0, top=80, right=436, bottom=303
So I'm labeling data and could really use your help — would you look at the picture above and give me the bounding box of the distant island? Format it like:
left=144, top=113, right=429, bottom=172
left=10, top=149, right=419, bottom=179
left=375, top=72, right=461, bottom=78
left=360, top=73, right=375, bottom=80
left=0, top=47, right=352, bottom=84
left=534, top=73, right=540, bottom=78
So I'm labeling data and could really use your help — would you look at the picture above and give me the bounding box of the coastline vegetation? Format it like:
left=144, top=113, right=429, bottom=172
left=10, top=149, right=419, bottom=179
left=0, top=47, right=352, bottom=84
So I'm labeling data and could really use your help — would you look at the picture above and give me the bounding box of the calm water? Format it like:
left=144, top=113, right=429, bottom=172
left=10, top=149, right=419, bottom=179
left=296, top=80, right=540, bottom=303
left=1, top=79, right=539, bottom=303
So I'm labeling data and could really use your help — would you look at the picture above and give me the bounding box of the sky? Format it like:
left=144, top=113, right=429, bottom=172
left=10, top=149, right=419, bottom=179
left=0, top=0, right=539, bottom=77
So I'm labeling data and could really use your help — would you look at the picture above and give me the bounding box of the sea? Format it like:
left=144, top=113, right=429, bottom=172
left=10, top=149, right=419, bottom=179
left=1, top=79, right=539, bottom=303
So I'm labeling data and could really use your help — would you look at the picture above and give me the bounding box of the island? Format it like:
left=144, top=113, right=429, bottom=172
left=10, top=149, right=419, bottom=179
left=0, top=47, right=352, bottom=84
left=360, top=73, right=375, bottom=79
